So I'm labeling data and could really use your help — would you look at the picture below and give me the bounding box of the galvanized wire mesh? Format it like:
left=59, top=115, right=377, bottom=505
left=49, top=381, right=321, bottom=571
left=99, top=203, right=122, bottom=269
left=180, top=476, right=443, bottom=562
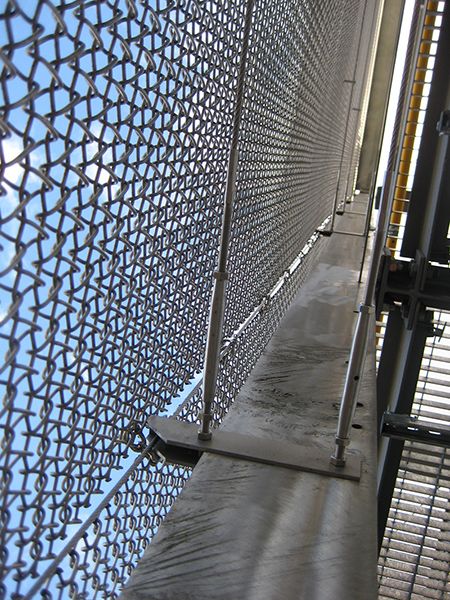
left=1, top=0, right=368, bottom=597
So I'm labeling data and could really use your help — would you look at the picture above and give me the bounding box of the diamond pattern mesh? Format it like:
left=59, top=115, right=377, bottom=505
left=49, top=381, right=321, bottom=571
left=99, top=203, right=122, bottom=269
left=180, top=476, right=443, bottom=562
left=0, top=0, right=367, bottom=596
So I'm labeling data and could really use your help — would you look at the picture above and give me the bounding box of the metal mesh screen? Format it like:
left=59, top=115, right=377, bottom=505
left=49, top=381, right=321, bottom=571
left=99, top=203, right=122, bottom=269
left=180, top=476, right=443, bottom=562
left=0, top=0, right=367, bottom=597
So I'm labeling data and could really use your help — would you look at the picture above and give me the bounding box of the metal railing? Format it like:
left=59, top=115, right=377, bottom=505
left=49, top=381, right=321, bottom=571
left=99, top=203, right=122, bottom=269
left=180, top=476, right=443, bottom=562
left=0, top=0, right=371, bottom=597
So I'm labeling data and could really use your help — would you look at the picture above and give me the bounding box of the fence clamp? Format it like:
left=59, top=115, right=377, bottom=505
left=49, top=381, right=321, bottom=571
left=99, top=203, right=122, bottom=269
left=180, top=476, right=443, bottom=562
left=375, top=249, right=450, bottom=330
left=121, top=420, right=147, bottom=453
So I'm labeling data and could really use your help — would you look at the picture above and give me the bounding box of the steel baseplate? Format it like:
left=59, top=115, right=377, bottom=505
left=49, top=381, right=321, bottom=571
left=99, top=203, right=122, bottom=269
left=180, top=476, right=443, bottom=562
left=148, top=416, right=361, bottom=481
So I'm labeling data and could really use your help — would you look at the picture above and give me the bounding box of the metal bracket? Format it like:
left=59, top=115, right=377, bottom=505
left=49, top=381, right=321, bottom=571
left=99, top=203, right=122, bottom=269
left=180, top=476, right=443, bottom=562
left=375, top=249, right=450, bottom=329
left=436, top=109, right=450, bottom=135
left=148, top=416, right=361, bottom=481
left=382, top=412, right=450, bottom=448
left=316, top=227, right=333, bottom=237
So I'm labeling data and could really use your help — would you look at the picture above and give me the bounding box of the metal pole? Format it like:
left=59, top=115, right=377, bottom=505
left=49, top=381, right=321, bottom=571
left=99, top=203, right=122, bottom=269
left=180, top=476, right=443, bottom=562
left=335, top=81, right=356, bottom=217
left=386, top=0, right=440, bottom=255
left=335, top=0, right=369, bottom=217
left=199, top=0, right=255, bottom=441
left=326, top=168, right=341, bottom=234
left=357, top=170, right=377, bottom=283
left=331, top=0, right=427, bottom=466
left=357, top=0, right=410, bottom=283
left=342, top=107, right=362, bottom=206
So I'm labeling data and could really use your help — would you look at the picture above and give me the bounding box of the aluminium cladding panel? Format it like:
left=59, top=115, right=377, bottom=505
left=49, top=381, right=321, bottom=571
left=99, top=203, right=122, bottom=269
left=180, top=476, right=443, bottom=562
left=121, top=202, right=377, bottom=600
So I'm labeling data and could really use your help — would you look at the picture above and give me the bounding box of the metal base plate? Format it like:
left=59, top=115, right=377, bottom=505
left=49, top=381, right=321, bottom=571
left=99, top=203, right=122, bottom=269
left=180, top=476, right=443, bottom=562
left=148, top=416, right=361, bottom=481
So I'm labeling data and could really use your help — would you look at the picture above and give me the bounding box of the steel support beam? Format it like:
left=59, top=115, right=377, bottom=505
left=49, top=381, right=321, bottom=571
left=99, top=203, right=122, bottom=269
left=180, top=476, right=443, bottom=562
left=376, top=1, right=450, bottom=551
left=382, top=413, right=450, bottom=448
left=148, top=415, right=361, bottom=480
left=401, top=0, right=450, bottom=263
left=376, top=307, right=433, bottom=549
left=376, top=251, right=450, bottom=327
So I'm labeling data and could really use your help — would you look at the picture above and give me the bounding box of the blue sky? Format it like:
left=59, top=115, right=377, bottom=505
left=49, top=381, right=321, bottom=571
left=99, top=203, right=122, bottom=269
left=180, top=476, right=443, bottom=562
left=0, top=0, right=229, bottom=595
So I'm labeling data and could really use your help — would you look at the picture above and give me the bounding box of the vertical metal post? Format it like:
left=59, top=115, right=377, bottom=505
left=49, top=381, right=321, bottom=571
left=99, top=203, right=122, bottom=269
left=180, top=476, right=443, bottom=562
left=357, top=171, right=376, bottom=284
left=327, top=168, right=342, bottom=235
left=198, top=0, right=255, bottom=440
left=334, top=81, right=356, bottom=218
left=326, top=0, right=368, bottom=235
left=386, top=0, right=440, bottom=255
left=342, top=107, right=362, bottom=206
left=331, top=0, right=427, bottom=466
left=330, top=169, right=392, bottom=466
left=335, top=0, right=369, bottom=217
left=378, top=0, right=450, bottom=548
left=376, top=308, right=432, bottom=548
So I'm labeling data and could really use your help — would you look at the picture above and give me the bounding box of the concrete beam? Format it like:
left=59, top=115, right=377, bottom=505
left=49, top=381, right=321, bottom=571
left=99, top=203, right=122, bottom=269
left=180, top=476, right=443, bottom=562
left=356, top=0, right=404, bottom=191
left=121, top=200, right=378, bottom=600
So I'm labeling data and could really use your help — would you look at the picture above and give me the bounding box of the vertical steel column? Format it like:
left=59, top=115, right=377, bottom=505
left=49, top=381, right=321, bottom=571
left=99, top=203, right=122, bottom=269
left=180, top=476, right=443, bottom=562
left=401, top=0, right=450, bottom=261
left=331, top=1, right=427, bottom=467
left=386, top=0, right=440, bottom=255
left=199, top=0, right=255, bottom=440
left=345, top=0, right=386, bottom=206
left=358, top=1, right=406, bottom=283
left=356, top=0, right=406, bottom=192
left=376, top=308, right=433, bottom=548
left=377, top=0, right=450, bottom=548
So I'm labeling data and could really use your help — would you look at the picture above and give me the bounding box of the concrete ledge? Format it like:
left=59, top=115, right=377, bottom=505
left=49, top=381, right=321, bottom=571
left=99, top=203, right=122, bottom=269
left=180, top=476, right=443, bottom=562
left=121, top=200, right=377, bottom=600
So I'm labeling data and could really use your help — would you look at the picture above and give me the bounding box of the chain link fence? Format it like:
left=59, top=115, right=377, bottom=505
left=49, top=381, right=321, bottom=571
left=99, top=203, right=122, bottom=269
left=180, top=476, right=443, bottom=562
left=0, top=0, right=371, bottom=597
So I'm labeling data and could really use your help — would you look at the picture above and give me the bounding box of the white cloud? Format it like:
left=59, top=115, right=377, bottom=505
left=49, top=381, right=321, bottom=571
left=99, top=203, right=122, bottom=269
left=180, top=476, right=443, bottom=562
left=83, top=126, right=114, bottom=186
left=1, top=136, right=44, bottom=217
left=2, top=137, right=24, bottom=185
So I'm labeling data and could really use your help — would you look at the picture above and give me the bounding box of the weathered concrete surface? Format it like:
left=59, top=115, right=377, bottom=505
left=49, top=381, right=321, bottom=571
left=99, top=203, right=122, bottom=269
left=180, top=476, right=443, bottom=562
left=121, top=198, right=377, bottom=600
